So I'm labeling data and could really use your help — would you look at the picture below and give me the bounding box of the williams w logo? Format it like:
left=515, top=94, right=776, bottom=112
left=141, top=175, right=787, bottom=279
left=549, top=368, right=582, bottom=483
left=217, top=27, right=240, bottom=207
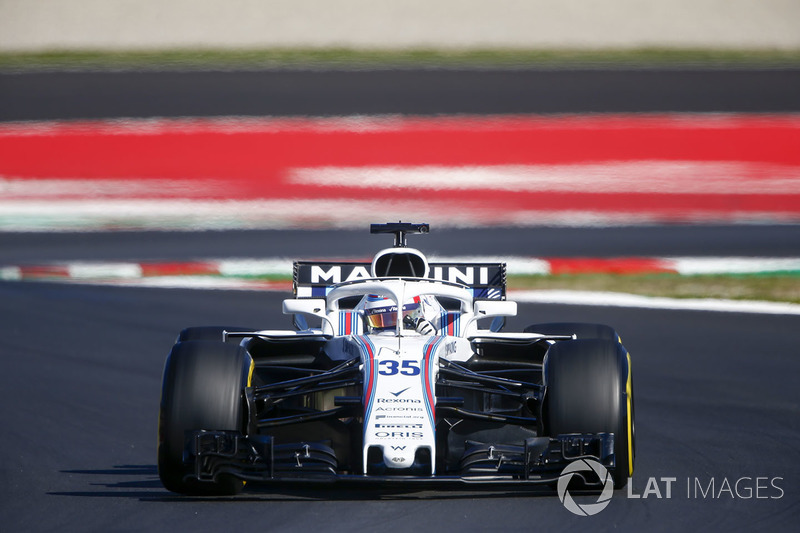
left=557, top=459, right=614, bottom=516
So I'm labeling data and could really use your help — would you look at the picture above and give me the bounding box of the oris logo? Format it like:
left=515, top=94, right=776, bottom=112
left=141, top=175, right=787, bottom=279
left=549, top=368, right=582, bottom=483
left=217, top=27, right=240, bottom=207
left=375, top=431, right=424, bottom=439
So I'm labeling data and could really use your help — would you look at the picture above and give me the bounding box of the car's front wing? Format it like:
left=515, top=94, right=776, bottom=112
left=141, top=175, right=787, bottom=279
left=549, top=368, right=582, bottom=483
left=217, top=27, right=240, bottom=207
left=188, top=430, right=616, bottom=487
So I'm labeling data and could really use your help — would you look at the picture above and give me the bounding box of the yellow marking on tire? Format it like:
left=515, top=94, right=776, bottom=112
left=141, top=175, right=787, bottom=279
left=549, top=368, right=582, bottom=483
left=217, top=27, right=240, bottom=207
left=626, top=351, right=634, bottom=476
left=243, top=357, right=256, bottom=489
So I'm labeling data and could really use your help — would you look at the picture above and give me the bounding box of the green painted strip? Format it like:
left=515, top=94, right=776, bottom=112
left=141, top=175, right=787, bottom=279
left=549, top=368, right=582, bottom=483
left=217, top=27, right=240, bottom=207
left=3, top=47, right=800, bottom=71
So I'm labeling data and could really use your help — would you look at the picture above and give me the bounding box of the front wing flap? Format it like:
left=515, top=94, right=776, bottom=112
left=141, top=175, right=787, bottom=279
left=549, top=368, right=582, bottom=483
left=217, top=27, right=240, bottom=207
left=187, top=430, right=616, bottom=487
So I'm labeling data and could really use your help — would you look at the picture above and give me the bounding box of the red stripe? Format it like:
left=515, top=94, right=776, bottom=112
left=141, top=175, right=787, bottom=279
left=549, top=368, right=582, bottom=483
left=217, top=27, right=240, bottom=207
left=423, top=339, right=437, bottom=419
left=139, top=262, right=219, bottom=277
left=3, top=115, right=797, bottom=182
left=18, top=266, right=70, bottom=279
left=360, top=337, right=375, bottom=412
left=3, top=115, right=798, bottom=221
left=548, top=258, right=677, bottom=275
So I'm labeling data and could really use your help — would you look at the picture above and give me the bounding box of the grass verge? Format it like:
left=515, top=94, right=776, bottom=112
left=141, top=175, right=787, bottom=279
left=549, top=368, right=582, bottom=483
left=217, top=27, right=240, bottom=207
left=2, top=47, right=800, bottom=71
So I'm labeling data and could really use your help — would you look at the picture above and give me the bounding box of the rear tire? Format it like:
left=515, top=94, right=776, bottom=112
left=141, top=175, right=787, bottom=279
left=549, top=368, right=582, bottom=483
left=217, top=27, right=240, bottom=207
left=543, top=339, right=634, bottom=488
left=158, top=340, right=253, bottom=495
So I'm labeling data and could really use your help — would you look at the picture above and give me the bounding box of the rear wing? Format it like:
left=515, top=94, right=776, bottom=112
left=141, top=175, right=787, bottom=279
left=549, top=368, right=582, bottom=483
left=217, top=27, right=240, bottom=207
left=293, top=261, right=506, bottom=300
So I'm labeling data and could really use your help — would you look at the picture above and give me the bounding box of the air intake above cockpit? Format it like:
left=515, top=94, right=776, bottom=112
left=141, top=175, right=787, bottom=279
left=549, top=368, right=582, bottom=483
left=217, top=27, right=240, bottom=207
left=371, top=248, right=430, bottom=278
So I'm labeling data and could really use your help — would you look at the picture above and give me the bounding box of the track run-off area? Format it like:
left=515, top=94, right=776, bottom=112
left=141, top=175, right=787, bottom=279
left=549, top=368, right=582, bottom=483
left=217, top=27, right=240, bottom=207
left=1, top=113, right=799, bottom=230
left=2, top=255, right=800, bottom=315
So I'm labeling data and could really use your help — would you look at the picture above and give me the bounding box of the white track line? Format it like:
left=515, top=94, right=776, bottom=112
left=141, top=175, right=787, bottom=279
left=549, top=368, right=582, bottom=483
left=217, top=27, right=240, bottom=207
left=289, top=161, right=800, bottom=195
left=511, top=290, right=800, bottom=315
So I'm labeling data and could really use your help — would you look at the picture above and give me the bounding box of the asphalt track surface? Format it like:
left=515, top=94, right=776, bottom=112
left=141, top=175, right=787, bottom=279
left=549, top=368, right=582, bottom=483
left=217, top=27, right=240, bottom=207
left=2, top=68, right=800, bottom=121
left=1, top=278, right=798, bottom=531
left=2, top=225, right=800, bottom=265
left=2, top=68, right=799, bottom=531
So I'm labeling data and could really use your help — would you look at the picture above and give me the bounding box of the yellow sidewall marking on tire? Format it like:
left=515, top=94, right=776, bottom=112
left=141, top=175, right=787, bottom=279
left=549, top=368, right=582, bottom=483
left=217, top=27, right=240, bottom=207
left=243, top=357, right=255, bottom=488
left=626, top=351, right=634, bottom=477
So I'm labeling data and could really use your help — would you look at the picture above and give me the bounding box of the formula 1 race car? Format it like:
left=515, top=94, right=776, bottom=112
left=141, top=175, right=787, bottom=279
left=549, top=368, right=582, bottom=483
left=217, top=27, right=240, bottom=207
left=157, top=223, right=635, bottom=495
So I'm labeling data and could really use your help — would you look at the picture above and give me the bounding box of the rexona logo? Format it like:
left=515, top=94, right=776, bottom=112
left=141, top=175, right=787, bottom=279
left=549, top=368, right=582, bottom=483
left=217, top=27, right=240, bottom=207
left=557, top=459, right=614, bottom=516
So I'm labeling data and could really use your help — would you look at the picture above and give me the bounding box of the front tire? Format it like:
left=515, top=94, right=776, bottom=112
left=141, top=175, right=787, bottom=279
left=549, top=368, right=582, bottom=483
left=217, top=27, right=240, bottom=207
left=543, top=339, right=634, bottom=488
left=158, top=340, right=253, bottom=495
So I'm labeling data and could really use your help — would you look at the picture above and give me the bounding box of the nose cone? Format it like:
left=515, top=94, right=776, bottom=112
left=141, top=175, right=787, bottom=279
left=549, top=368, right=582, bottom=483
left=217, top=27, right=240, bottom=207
left=383, top=444, right=418, bottom=469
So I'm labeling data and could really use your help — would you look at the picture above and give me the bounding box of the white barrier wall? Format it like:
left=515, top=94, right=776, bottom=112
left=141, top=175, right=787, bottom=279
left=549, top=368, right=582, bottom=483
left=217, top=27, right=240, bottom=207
left=1, top=0, right=799, bottom=51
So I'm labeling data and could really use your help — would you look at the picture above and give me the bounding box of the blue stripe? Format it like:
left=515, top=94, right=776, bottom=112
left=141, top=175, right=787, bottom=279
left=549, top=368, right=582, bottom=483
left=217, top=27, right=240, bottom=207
left=421, top=336, right=442, bottom=425
left=354, top=335, right=378, bottom=434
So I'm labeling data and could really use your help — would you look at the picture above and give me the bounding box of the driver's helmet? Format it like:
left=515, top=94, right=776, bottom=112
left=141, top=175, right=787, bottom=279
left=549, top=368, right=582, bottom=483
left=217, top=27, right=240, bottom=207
left=363, top=294, right=423, bottom=333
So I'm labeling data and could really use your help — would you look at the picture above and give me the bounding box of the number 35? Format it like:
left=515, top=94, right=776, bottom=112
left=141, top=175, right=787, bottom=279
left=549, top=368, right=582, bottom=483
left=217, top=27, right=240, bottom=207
left=378, top=360, right=421, bottom=376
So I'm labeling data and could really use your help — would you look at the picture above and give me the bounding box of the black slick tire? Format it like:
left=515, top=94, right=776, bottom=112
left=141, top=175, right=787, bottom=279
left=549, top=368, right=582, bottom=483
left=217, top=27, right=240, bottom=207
left=157, top=340, right=253, bottom=495
left=543, top=338, right=634, bottom=489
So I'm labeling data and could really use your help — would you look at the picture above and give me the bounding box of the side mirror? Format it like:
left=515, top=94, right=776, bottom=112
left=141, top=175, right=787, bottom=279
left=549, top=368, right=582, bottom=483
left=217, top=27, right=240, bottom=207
left=469, top=300, right=516, bottom=333
left=283, top=299, right=331, bottom=331
left=473, top=300, right=517, bottom=318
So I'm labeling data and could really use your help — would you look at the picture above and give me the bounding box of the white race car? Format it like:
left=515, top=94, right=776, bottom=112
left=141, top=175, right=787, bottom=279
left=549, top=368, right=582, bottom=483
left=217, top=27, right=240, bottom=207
left=158, top=223, right=635, bottom=494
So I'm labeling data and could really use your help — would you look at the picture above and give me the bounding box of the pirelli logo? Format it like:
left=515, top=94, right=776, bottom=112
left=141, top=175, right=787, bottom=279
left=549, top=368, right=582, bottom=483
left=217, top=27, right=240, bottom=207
left=375, top=423, right=423, bottom=429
